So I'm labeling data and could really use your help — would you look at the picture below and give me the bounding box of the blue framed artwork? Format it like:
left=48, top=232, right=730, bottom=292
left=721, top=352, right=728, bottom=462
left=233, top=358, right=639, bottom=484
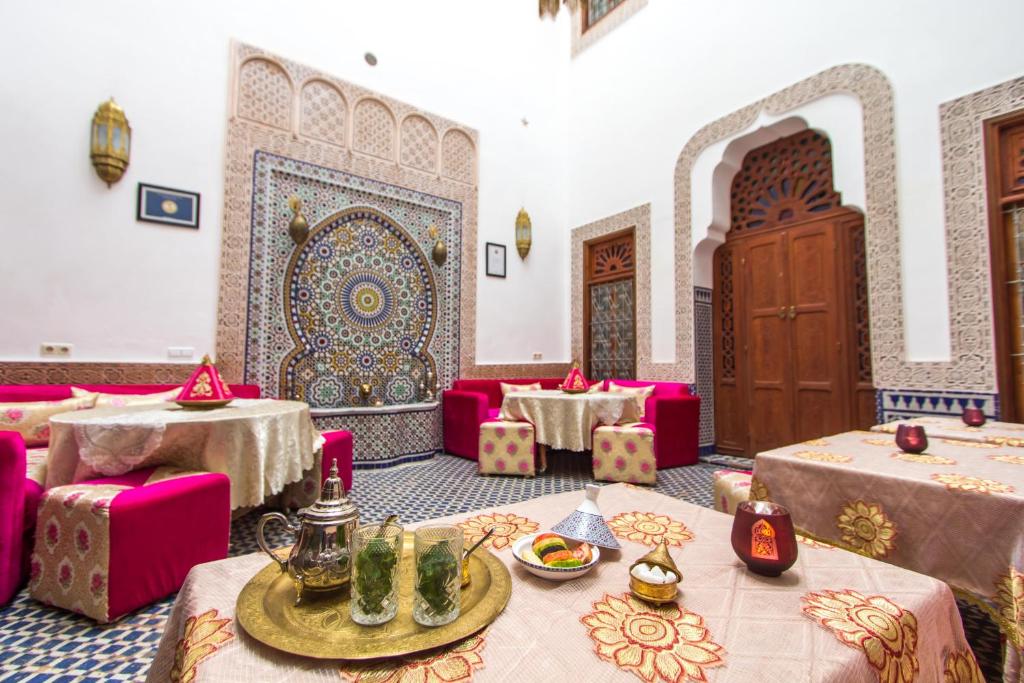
left=136, top=183, right=200, bottom=228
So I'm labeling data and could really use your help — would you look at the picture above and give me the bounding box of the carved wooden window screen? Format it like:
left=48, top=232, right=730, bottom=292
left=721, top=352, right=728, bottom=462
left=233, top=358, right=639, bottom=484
left=718, top=247, right=736, bottom=380
left=585, top=230, right=636, bottom=379
left=587, top=233, right=635, bottom=282
left=851, top=220, right=873, bottom=382
left=730, top=130, right=842, bottom=233
left=583, top=0, right=628, bottom=31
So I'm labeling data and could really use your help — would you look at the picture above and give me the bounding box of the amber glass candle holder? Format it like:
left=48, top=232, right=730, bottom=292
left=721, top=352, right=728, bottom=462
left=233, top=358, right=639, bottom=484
left=962, top=407, right=986, bottom=427
left=730, top=501, right=798, bottom=576
left=895, top=424, right=928, bottom=454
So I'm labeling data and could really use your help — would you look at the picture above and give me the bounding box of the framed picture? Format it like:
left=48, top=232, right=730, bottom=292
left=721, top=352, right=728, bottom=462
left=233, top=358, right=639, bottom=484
left=485, top=242, right=506, bottom=278
left=137, top=183, right=200, bottom=229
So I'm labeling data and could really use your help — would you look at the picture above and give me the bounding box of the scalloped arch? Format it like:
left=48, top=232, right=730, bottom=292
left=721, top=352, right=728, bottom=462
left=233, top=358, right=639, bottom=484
left=298, top=78, right=348, bottom=147
left=236, top=57, right=294, bottom=131
left=352, top=97, right=397, bottom=161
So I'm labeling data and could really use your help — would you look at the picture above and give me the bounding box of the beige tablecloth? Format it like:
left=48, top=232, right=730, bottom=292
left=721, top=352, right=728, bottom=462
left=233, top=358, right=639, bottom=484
left=753, top=430, right=1024, bottom=682
left=46, top=399, right=322, bottom=509
left=874, top=415, right=1024, bottom=446
left=499, top=390, right=637, bottom=451
left=147, top=484, right=980, bottom=682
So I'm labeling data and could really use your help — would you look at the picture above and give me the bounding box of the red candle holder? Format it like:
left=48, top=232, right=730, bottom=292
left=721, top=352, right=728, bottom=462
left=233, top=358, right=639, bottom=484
left=895, top=424, right=928, bottom=454
left=962, top=407, right=986, bottom=427
left=730, top=501, right=798, bottom=576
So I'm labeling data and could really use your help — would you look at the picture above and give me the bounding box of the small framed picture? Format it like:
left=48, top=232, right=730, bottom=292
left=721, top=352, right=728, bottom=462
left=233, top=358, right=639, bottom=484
left=137, top=183, right=200, bottom=229
left=485, top=242, right=506, bottom=278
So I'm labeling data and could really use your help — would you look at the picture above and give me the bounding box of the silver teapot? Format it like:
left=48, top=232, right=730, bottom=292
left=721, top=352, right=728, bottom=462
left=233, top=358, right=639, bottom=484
left=256, top=458, right=359, bottom=604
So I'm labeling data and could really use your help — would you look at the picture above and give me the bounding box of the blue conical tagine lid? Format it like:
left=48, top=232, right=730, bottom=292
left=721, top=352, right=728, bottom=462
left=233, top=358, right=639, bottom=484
left=551, top=484, right=621, bottom=549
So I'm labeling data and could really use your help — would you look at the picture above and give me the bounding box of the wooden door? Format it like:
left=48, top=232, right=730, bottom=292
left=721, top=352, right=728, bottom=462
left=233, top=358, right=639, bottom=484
left=713, top=129, right=872, bottom=456
left=584, top=230, right=636, bottom=379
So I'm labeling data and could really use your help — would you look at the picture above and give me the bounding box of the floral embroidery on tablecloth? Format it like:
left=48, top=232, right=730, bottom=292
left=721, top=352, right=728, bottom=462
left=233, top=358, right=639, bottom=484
left=995, top=567, right=1024, bottom=649
left=608, top=512, right=694, bottom=547
left=942, top=439, right=998, bottom=449
left=796, top=534, right=836, bottom=550
left=890, top=452, right=957, bottom=465
left=802, top=438, right=830, bottom=446
left=581, top=592, right=725, bottom=683
left=339, top=633, right=486, bottom=682
left=792, top=451, right=852, bottom=463
left=801, top=589, right=918, bottom=683
left=170, top=609, right=234, bottom=683
left=457, top=513, right=539, bottom=551
left=931, top=473, right=1016, bottom=495
left=990, top=454, right=1024, bottom=465
left=749, top=476, right=771, bottom=502
left=942, top=649, right=985, bottom=683
left=862, top=437, right=894, bottom=447
left=985, top=436, right=1024, bottom=448
left=836, top=501, right=897, bottom=559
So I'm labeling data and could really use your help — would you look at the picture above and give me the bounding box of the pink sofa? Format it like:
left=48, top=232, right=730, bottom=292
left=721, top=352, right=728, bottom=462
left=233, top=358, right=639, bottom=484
left=442, top=378, right=563, bottom=460
left=0, top=382, right=354, bottom=607
left=442, top=377, right=700, bottom=468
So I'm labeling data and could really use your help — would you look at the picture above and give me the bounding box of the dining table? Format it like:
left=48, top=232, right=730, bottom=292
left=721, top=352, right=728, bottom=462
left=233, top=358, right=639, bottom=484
left=146, top=483, right=982, bottom=682
left=873, top=415, right=1024, bottom=447
left=752, top=429, right=1024, bottom=682
left=45, top=399, right=323, bottom=510
left=498, top=389, right=638, bottom=459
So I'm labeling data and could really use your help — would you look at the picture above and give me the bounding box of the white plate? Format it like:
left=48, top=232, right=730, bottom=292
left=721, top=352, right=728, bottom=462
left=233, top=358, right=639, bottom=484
left=511, top=532, right=600, bottom=581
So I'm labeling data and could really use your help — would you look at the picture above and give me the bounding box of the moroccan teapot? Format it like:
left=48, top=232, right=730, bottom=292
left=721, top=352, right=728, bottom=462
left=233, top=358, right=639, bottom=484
left=256, top=458, right=359, bottom=604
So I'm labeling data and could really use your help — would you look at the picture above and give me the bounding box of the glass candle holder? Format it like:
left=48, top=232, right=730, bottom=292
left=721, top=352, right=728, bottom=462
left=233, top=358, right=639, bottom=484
left=413, top=525, right=463, bottom=627
left=895, top=424, right=928, bottom=454
left=730, top=501, right=798, bottom=576
left=350, top=521, right=403, bottom=626
left=962, top=407, right=986, bottom=427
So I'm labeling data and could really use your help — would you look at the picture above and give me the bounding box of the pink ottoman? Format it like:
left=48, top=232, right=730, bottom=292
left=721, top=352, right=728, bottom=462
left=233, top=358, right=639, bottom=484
left=592, top=423, right=656, bottom=485
left=29, top=466, right=230, bottom=623
left=712, top=469, right=752, bottom=515
left=478, top=421, right=536, bottom=477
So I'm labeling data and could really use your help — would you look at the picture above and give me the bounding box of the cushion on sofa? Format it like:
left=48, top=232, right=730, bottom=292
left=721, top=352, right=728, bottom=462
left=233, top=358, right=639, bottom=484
left=0, top=396, right=96, bottom=446
left=500, top=381, right=541, bottom=397
left=607, top=381, right=656, bottom=419
left=71, top=386, right=181, bottom=407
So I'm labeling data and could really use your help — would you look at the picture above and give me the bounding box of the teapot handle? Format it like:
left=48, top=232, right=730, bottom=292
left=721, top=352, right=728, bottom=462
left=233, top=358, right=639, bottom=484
left=256, top=512, right=296, bottom=574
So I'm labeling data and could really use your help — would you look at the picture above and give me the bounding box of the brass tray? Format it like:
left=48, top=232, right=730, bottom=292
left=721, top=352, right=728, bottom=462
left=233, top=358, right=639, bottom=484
left=236, top=532, right=512, bottom=660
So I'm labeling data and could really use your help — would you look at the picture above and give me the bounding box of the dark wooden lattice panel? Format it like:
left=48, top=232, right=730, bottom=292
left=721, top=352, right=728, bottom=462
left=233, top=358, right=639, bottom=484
left=999, top=121, right=1024, bottom=200
left=589, top=233, right=635, bottom=280
left=730, top=130, right=842, bottom=233
left=719, top=247, right=736, bottom=380
left=584, top=0, right=627, bottom=30
left=851, top=221, right=872, bottom=382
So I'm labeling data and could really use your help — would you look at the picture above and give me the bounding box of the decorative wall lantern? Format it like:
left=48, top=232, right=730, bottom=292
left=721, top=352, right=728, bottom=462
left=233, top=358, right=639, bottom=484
left=515, top=208, right=532, bottom=259
left=90, top=98, right=131, bottom=186
left=288, top=196, right=309, bottom=245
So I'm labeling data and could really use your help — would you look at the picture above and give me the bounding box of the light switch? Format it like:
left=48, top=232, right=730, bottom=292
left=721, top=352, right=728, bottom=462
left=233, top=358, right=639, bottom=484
left=167, top=347, right=195, bottom=359
left=41, top=343, right=72, bottom=357
left=532, top=352, right=543, bottom=360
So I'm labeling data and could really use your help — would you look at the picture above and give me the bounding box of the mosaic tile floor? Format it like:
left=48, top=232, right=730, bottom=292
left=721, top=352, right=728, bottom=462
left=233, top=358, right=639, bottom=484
left=0, top=453, right=1004, bottom=682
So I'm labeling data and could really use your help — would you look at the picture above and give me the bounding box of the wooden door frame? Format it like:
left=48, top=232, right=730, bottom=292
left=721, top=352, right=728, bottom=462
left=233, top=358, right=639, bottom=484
left=582, top=227, right=637, bottom=378
left=983, top=110, right=1024, bottom=421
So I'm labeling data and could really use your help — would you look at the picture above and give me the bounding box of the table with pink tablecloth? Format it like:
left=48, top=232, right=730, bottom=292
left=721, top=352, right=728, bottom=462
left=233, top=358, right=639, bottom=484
left=147, top=483, right=981, bottom=682
left=499, top=390, right=637, bottom=452
left=752, top=430, right=1024, bottom=682
left=873, top=415, right=1024, bottom=447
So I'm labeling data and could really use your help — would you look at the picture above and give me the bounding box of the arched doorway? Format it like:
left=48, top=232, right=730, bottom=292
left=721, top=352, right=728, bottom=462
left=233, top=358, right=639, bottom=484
left=713, top=130, right=873, bottom=456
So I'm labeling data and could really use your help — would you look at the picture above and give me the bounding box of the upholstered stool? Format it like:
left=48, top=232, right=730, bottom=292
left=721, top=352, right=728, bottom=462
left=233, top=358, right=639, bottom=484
left=712, top=469, right=753, bottom=515
left=478, top=420, right=536, bottom=476
left=29, top=466, right=230, bottom=623
left=592, top=423, right=656, bottom=485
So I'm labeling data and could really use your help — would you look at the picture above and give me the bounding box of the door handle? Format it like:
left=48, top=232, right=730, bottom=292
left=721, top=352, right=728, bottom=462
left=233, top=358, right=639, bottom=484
left=777, top=308, right=786, bottom=319
left=788, top=306, right=796, bottom=319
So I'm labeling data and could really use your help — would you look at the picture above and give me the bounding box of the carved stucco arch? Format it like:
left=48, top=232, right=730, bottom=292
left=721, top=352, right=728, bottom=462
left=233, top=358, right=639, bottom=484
left=661, top=63, right=995, bottom=392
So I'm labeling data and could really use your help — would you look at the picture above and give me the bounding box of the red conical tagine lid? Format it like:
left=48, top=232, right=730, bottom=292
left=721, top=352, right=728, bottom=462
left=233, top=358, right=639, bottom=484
left=561, top=361, right=588, bottom=392
left=177, top=355, right=234, bottom=403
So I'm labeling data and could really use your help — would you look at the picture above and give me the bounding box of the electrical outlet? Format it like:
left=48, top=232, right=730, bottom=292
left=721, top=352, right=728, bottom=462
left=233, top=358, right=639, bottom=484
left=167, top=346, right=195, bottom=359
left=41, top=342, right=72, bottom=357
left=532, top=352, right=543, bottom=360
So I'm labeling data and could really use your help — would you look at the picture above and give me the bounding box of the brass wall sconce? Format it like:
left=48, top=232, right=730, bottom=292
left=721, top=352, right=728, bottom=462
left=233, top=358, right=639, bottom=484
left=90, top=98, right=131, bottom=186
left=288, top=196, right=309, bottom=245
left=429, top=225, right=447, bottom=266
left=515, top=208, right=532, bottom=259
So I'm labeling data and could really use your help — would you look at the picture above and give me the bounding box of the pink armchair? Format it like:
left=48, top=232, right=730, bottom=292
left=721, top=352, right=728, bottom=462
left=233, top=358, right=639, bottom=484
left=442, top=378, right=563, bottom=460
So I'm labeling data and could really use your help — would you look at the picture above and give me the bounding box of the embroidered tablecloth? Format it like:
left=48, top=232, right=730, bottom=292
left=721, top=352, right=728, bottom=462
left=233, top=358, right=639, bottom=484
left=147, top=484, right=979, bottom=682
left=753, top=429, right=1024, bottom=682
left=873, top=415, right=1024, bottom=447
left=499, top=390, right=637, bottom=451
left=46, top=399, right=322, bottom=509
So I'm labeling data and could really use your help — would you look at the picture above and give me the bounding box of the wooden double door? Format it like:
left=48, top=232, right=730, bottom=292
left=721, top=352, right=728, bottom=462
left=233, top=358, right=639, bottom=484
left=713, top=211, right=874, bottom=456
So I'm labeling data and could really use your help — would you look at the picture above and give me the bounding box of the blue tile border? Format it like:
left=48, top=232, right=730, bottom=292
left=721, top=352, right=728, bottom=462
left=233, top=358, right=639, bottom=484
left=875, top=388, right=1000, bottom=423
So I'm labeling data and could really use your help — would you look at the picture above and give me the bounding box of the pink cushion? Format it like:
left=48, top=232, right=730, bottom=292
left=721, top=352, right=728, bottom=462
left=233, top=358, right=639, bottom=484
left=0, top=383, right=261, bottom=402
left=602, top=379, right=689, bottom=398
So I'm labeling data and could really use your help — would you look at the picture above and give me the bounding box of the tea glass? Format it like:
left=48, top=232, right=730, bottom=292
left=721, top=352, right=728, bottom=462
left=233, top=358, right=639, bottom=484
left=962, top=407, right=986, bottom=427
left=350, top=521, right=404, bottom=625
left=895, top=424, right=928, bottom=454
left=730, top=500, right=798, bottom=576
left=413, top=525, right=463, bottom=627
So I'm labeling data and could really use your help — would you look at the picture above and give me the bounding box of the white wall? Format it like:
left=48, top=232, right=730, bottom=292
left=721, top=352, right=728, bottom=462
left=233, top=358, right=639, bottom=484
left=0, top=0, right=570, bottom=366
left=567, top=0, right=1024, bottom=365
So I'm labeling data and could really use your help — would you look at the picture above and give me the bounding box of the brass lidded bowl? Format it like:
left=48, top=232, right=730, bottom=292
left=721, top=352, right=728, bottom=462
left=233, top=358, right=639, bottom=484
left=629, top=541, right=682, bottom=605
